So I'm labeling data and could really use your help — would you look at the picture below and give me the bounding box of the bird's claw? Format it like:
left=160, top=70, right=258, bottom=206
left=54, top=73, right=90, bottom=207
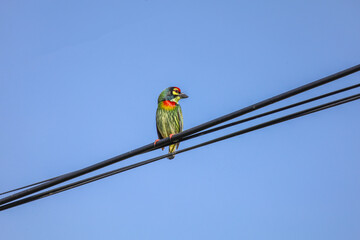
left=154, top=139, right=164, bottom=150
left=154, top=139, right=160, bottom=146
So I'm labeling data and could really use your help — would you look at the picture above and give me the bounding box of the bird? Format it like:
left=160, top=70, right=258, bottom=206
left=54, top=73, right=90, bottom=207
left=155, top=87, right=188, bottom=159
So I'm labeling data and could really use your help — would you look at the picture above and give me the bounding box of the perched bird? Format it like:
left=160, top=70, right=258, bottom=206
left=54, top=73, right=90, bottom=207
left=155, top=87, right=188, bottom=159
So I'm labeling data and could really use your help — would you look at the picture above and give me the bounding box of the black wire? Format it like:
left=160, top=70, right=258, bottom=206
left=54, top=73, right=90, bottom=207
left=2, top=82, right=360, bottom=197
left=1, top=93, right=359, bottom=211
left=181, top=82, right=360, bottom=142
left=1, top=64, right=359, bottom=206
left=0, top=177, right=58, bottom=196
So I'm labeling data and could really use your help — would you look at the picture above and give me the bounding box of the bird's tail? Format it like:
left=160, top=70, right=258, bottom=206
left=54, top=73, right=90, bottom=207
left=167, top=143, right=178, bottom=159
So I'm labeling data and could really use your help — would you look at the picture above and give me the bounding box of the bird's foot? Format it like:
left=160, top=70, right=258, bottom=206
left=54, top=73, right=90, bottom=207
left=154, top=139, right=164, bottom=150
left=169, top=134, right=174, bottom=140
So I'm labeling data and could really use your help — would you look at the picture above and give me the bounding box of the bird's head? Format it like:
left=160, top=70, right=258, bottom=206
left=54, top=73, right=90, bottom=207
left=158, top=87, right=188, bottom=104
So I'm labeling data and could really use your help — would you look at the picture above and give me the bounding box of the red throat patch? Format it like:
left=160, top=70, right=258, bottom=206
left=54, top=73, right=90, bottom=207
left=160, top=100, right=177, bottom=110
left=163, top=100, right=176, bottom=107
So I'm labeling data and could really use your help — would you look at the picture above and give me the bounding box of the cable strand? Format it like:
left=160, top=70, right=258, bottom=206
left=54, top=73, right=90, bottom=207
left=1, top=93, right=359, bottom=211
left=2, top=82, right=359, bottom=196
left=1, top=64, right=359, bottom=205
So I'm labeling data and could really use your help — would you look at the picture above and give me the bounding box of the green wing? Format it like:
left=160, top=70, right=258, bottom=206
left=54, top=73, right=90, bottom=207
left=176, top=105, right=183, bottom=133
left=175, top=105, right=183, bottom=150
left=156, top=114, right=164, bottom=140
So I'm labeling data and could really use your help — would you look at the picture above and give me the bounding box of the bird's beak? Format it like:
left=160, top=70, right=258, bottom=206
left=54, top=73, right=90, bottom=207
left=179, top=93, right=188, bottom=99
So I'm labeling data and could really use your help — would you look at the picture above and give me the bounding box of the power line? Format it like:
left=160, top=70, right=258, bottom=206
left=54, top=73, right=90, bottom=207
left=1, top=64, right=359, bottom=206
left=181, top=82, right=360, bottom=142
left=2, top=82, right=360, bottom=197
left=0, top=177, right=58, bottom=196
left=1, top=92, right=359, bottom=211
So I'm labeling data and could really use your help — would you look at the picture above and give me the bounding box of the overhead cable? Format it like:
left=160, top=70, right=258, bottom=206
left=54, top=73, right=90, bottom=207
left=1, top=92, right=359, bottom=211
left=2, top=82, right=360, bottom=197
left=1, top=64, right=359, bottom=206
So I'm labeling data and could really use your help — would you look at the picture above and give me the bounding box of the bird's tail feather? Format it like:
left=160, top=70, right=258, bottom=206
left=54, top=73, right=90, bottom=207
left=167, top=144, right=178, bottom=159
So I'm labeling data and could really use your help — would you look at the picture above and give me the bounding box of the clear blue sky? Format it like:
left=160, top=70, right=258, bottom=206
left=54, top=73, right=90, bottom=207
left=1, top=0, right=360, bottom=239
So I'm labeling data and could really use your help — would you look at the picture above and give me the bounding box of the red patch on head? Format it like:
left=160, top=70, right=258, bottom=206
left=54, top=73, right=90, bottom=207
left=174, top=87, right=181, bottom=92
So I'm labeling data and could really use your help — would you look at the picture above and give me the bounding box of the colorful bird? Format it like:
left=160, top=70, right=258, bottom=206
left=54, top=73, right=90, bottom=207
left=155, top=87, right=188, bottom=159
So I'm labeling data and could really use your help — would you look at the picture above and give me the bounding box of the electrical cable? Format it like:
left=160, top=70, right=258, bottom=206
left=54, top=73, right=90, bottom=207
left=1, top=64, right=359, bottom=206
left=1, top=92, right=359, bottom=211
left=3, top=82, right=359, bottom=197
left=181, top=82, right=360, bottom=141
left=0, top=177, right=58, bottom=196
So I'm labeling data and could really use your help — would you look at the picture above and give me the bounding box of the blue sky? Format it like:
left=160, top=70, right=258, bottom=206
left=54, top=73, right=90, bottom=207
left=1, top=0, right=360, bottom=239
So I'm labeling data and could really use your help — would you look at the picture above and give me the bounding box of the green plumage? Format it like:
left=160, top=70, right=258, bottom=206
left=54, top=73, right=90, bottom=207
left=156, top=87, right=188, bottom=159
left=156, top=104, right=183, bottom=153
